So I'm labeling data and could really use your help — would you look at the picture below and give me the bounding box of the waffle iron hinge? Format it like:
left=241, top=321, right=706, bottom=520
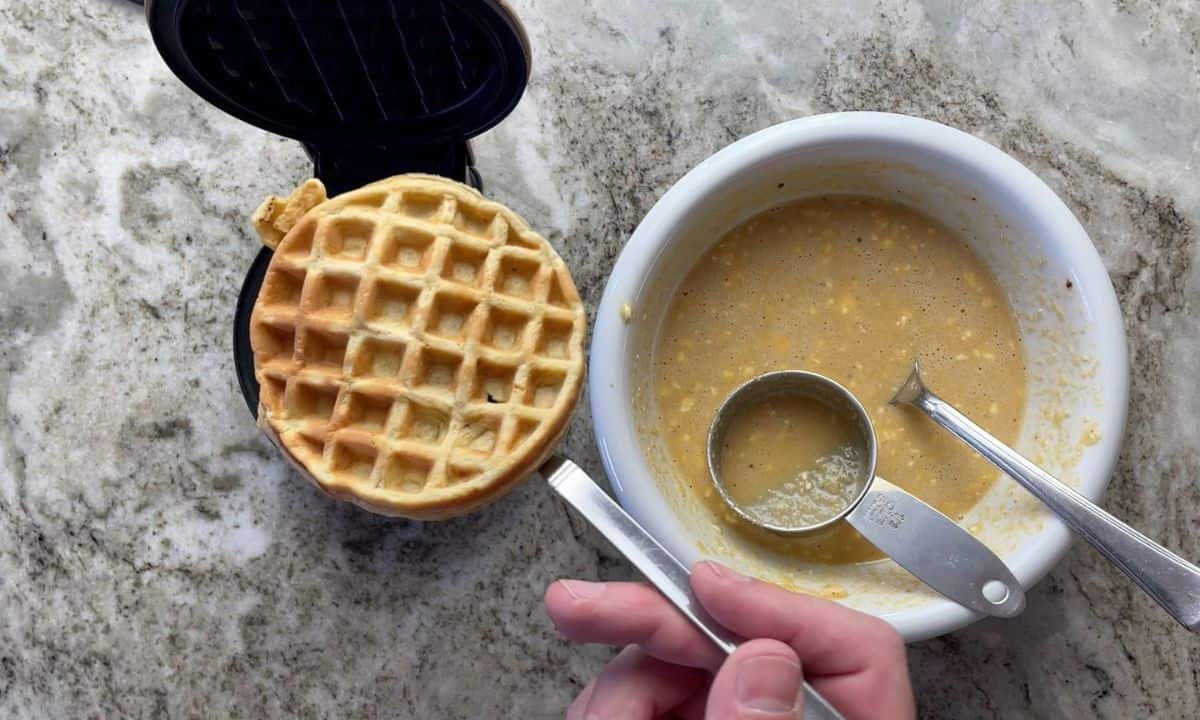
left=303, top=140, right=480, bottom=196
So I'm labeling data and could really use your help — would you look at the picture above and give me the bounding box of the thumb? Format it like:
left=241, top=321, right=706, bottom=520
left=706, top=639, right=805, bottom=719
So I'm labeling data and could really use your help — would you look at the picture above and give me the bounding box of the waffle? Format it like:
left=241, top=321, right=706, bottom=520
left=249, top=174, right=586, bottom=519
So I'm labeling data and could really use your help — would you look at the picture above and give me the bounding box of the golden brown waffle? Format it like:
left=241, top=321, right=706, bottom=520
left=249, top=174, right=586, bottom=519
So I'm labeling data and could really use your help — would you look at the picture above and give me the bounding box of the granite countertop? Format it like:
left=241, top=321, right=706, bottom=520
left=2, top=1, right=1199, bottom=717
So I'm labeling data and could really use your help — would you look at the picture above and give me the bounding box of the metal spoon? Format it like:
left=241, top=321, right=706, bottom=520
left=707, top=371, right=1025, bottom=618
left=891, top=362, right=1200, bottom=632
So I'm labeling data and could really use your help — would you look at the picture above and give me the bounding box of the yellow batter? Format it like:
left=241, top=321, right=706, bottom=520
left=652, top=196, right=1026, bottom=564
left=719, top=394, right=865, bottom=529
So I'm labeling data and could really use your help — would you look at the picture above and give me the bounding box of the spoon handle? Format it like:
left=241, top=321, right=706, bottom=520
left=542, top=456, right=846, bottom=720
left=905, top=387, right=1200, bottom=633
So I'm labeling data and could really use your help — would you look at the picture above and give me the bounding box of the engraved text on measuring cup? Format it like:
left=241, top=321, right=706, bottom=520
left=866, top=495, right=905, bottom=528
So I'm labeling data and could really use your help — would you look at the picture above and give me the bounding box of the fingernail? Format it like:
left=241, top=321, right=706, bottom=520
left=703, top=560, right=751, bottom=582
left=735, top=655, right=803, bottom=714
left=559, top=579, right=605, bottom=600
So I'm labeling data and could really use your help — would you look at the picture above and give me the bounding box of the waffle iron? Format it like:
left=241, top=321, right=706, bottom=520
left=146, top=0, right=532, bottom=416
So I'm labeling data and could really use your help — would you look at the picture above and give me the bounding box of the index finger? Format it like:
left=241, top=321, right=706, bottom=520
left=690, top=561, right=907, bottom=677
left=545, top=579, right=726, bottom=670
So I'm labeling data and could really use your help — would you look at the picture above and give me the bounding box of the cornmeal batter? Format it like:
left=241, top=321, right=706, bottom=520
left=652, top=196, right=1026, bottom=564
left=719, top=395, right=865, bottom=529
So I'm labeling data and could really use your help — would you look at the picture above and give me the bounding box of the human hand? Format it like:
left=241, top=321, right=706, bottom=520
left=545, top=560, right=915, bottom=719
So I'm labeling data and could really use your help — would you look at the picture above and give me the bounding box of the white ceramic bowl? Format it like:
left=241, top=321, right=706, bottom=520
left=589, top=112, right=1129, bottom=641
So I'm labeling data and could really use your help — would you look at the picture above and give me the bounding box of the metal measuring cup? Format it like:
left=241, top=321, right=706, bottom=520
left=707, top=371, right=1025, bottom=617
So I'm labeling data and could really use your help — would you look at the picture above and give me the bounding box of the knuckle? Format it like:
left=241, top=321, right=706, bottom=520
left=738, top=637, right=798, bottom=660
left=871, top=619, right=907, bottom=656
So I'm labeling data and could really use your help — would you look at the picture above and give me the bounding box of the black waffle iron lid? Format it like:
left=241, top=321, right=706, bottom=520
left=147, top=1, right=531, bottom=415
left=147, top=0, right=530, bottom=191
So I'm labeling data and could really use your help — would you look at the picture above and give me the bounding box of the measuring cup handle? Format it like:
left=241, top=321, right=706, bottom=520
left=845, top=477, right=1026, bottom=617
left=541, top=456, right=846, bottom=720
left=911, top=391, right=1200, bottom=633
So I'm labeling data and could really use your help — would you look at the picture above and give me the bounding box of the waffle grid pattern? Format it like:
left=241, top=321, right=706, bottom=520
left=251, top=176, right=584, bottom=517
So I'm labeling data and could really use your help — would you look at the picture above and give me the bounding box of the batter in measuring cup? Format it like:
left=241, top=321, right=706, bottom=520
left=718, top=394, right=866, bottom=529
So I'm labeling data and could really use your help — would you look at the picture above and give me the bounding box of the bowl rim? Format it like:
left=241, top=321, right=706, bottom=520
left=587, top=111, right=1130, bottom=641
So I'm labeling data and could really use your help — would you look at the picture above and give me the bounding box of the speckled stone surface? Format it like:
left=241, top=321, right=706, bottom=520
left=2, top=0, right=1198, bottom=717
